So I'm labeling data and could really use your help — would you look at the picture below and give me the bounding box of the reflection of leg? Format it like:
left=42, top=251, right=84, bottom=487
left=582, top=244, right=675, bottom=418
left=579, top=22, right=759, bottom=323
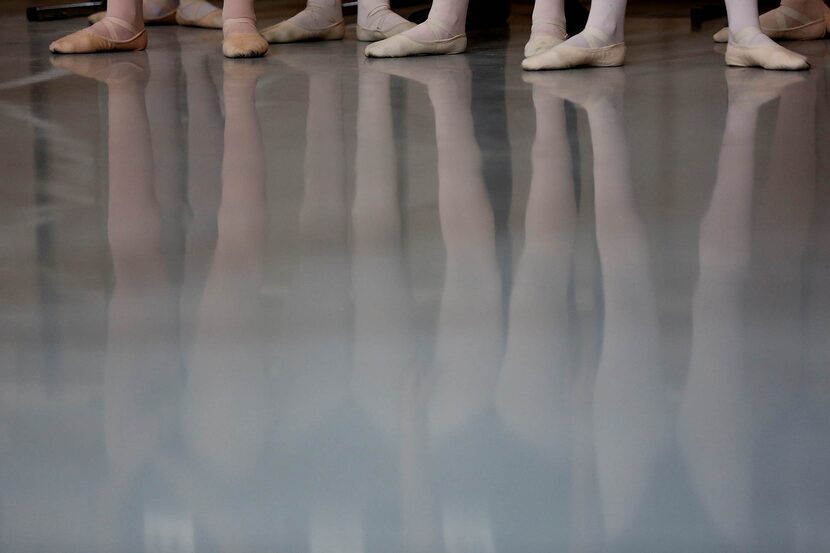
left=677, top=76, right=762, bottom=550
left=586, top=80, right=664, bottom=542
left=278, top=72, right=352, bottom=436
left=183, top=62, right=270, bottom=479
left=179, top=48, right=223, bottom=349
left=496, top=88, right=575, bottom=458
left=427, top=61, right=502, bottom=439
left=351, top=67, right=413, bottom=437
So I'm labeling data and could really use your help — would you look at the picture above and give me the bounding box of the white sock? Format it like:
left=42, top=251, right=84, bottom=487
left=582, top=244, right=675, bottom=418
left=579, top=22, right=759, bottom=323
left=563, top=0, right=626, bottom=47
left=530, top=0, right=566, bottom=37
left=726, top=0, right=775, bottom=45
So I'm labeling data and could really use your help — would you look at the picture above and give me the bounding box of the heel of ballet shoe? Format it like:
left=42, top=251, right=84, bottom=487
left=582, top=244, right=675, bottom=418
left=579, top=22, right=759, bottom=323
left=323, top=19, right=346, bottom=40
left=356, top=21, right=416, bottom=42
left=594, top=43, right=626, bottom=66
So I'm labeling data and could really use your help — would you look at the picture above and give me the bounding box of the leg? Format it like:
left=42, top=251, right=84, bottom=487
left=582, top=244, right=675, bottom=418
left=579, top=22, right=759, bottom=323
left=222, top=0, right=268, bottom=58
left=364, top=0, right=469, bottom=58
left=522, top=0, right=627, bottom=70
left=714, top=0, right=829, bottom=42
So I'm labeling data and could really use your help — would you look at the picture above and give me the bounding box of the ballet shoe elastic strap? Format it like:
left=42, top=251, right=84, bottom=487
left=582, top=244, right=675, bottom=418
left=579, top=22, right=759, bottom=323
left=100, top=16, right=141, bottom=37
left=773, top=5, right=814, bottom=27
left=732, top=26, right=763, bottom=44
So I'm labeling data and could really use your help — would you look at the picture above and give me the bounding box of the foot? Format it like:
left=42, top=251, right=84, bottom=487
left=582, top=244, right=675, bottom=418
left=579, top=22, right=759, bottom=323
left=51, top=50, right=149, bottom=85
left=725, top=27, right=809, bottom=70
left=522, top=27, right=625, bottom=70
left=356, top=5, right=416, bottom=42
left=714, top=0, right=830, bottom=42
left=524, top=20, right=567, bottom=57
left=176, top=0, right=223, bottom=28
left=364, top=19, right=466, bottom=58
left=261, top=1, right=345, bottom=43
left=223, top=18, right=268, bottom=58
left=50, top=16, right=147, bottom=54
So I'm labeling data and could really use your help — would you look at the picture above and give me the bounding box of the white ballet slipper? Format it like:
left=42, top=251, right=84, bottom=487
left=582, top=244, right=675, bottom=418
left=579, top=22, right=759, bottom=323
left=725, top=27, right=809, bottom=70
left=261, top=17, right=345, bottom=43
left=364, top=21, right=466, bottom=58
left=522, top=27, right=625, bottom=71
left=715, top=3, right=830, bottom=42
left=524, top=21, right=567, bottom=57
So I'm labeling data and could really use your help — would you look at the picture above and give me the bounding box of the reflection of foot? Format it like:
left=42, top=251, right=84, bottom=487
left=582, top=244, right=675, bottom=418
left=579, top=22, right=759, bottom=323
left=51, top=51, right=149, bottom=85
left=223, top=18, right=268, bottom=58
left=524, top=21, right=567, bottom=57
left=364, top=20, right=466, bottom=58
left=522, top=67, right=625, bottom=110
left=725, top=27, right=809, bottom=70
left=364, top=54, right=470, bottom=88
left=222, top=58, right=268, bottom=87
left=50, top=17, right=147, bottom=54
left=261, top=8, right=345, bottom=43
left=356, top=6, right=416, bottom=42
left=522, top=27, right=624, bottom=70
left=725, top=67, right=805, bottom=109
left=714, top=1, right=830, bottom=42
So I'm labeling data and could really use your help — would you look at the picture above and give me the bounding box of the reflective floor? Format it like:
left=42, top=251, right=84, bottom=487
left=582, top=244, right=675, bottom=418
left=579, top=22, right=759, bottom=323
left=2, top=9, right=830, bottom=553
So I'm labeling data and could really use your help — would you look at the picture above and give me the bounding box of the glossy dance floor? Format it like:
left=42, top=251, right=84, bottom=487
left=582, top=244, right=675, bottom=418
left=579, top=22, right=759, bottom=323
left=2, top=10, right=830, bottom=553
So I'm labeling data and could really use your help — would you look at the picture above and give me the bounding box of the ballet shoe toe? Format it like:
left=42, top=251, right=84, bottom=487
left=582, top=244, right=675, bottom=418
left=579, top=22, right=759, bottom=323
left=223, top=33, right=269, bottom=58
left=713, top=27, right=729, bottom=43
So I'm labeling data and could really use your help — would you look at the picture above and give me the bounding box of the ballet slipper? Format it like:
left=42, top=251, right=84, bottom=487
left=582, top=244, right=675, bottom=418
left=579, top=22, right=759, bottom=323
left=88, top=11, right=106, bottom=24
left=522, top=67, right=625, bottom=110
left=522, top=27, right=624, bottom=71
left=725, top=28, right=809, bottom=70
left=364, top=20, right=466, bottom=58
left=49, top=18, right=147, bottom=54
left=524, top=22, right=567, bottom=57
left=714, top=2, right=830, bottom=42
left=356, top=20, right=417, bottom=42
left=261, top=17, right=345, bottom=43
left=51, top=51, right=149, bottom=85
left=223, top=18, right=269, bottom=59
left=176, top=8, right=223, bottom=29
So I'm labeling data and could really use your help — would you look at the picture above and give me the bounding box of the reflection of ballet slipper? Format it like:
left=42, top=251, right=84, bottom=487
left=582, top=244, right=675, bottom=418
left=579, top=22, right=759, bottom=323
left=364, top=20, right=466, bottom=58
left=364, top=54, right=470, bottom=88
left=51, top=51, right=149, bottom=85
left=176, top=8, right=223, bottom=29
left=49, top=18, right=147, bottom=54
left=522, top=67, right=625, bottom=110
left=222, top=18, right=268, bottom=59
left=222, top=58, right=269, bottom=85
left=714, top=2, right=830, bottom=42
left=725, top=67, right=806, bottom=108
left=261, top=17, right=345, bottom=43
left=725, top=28, right=809, bottom=70
left=522, top=28, right=625, bottom=70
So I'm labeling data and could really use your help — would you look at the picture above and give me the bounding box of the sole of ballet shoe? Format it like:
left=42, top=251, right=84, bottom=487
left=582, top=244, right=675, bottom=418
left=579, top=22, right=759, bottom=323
left=521, top=43, right=625, bottom=71
left=261, top=19, right=345, bottom=43
left=175, top=9, right=223, bottom=29
left=356, top=21, right=417, bottom=42
left=49, top=29, right=148, bottom=54
left=364, top=33, right=467, bottom=58
left=725, top=42, right=809, bottom=70
left=524, top=34, right=566, bottom=58
left=222, top=33, right=269, bottom=58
